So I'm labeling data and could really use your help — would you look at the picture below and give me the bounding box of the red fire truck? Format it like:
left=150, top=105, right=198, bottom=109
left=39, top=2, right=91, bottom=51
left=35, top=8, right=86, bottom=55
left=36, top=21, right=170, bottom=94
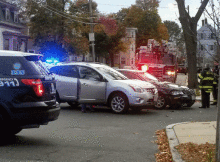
left=135, top=39, right=178, bottom=83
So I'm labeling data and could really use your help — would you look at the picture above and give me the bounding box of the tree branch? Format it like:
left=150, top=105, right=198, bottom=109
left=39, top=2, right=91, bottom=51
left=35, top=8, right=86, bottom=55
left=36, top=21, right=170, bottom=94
left=194, top=0, right=209, bottom=22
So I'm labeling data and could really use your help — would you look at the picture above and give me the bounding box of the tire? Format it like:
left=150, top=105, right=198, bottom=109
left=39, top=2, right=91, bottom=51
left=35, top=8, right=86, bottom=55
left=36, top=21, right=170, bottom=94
left=68, top=102, right=80, bottom=108
left=154, top=95, right=167, bottom=109
left=170, top=103, right=182, bottom=109
left=110, top=93, right=129, bottom=114
left=0, top=112, right=22, bottom=136
left=187, top=101, right=195, bottom=107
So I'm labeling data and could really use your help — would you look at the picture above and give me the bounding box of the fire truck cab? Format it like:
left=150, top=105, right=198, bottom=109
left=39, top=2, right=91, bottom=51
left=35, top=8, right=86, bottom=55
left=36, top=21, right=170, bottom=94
left=136, top=39, right=177, bottom=83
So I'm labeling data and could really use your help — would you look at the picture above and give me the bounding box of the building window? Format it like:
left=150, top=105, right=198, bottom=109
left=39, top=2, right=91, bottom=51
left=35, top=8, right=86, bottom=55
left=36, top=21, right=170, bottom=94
left=210, top=45, right=214, bottom=50
left=6, top=8, right=10, bottom=21
left=210, top=33, right=215, bottom=39
left=201, top=45, right=203, bottom=50
left=201, top=33, right=203, bottom=39
left=28, top=50, right=35, bottom=53
left=14, top=11, right=18, bottom=23
left=13, top=39, right=17, bottom=51
left=4, top=39, right=9, bottom=50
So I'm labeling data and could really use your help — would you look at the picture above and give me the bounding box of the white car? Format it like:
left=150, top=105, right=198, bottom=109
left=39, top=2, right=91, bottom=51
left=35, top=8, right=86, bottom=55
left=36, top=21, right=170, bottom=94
left=50, top=62, right=158, bottom=113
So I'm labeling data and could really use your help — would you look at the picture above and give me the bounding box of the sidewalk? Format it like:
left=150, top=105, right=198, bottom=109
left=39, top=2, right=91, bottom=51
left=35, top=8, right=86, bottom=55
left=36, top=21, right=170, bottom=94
left=166, top=121, right=217, bottom=161
left=167, top=93, right=216, bottom=161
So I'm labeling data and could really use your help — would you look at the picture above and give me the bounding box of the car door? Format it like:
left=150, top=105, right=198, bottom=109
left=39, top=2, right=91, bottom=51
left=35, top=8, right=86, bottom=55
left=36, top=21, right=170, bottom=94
left=50, top=65, right=79, bottom=101
left=77, top=66, right=106, bottom=104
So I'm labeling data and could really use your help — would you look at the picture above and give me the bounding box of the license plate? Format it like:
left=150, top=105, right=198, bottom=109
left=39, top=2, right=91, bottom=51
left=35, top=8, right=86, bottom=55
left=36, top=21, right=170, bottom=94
left=191, top=95, right=195, bottom=100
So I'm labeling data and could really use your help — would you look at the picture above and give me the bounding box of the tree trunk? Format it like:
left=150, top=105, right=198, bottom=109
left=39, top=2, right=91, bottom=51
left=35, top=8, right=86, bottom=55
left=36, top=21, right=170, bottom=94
left=176, top=0, right=209, bottom=89
left=110, top=53, right=114, bottom=67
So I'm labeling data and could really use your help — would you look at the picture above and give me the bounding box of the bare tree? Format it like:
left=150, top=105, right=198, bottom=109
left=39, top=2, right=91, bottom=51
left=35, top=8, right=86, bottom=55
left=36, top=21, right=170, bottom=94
left=176, top=0, right=209, bottom=89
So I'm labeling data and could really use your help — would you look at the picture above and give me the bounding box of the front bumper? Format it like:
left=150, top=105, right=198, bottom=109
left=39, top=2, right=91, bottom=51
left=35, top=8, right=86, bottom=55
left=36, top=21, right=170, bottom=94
left=129, top=92, right=157, bottom=107
left=166, top=94, right=188, bottom=106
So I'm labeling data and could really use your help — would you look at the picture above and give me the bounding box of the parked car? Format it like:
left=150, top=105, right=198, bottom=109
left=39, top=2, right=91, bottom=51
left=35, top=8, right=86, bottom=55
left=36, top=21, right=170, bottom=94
left=177, top=64, right=187, bottom=74
left=117, top=69, right=196, bottom=109
left=0, top=51, right=60, bottom=136
left=50, top=62, right=158, bottom=113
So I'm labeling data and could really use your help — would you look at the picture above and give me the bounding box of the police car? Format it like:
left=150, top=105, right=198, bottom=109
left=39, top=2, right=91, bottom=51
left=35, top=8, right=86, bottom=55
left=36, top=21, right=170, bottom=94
left=0, top=50, right=60, bottom=136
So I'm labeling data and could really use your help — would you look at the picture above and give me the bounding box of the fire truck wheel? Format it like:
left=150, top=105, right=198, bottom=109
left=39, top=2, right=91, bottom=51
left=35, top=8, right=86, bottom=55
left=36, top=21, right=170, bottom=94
left=154, top=95, right=167, bottom=109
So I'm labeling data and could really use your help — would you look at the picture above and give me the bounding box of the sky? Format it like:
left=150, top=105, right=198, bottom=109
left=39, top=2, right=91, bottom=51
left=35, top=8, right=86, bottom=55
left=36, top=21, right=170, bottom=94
left=94, top=0, right=217, bottom=29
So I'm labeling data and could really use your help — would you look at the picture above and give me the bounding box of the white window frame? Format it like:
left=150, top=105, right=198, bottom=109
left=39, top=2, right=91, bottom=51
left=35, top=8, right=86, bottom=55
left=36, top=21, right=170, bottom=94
left=13, top=38, right=17, bottom=51
left=14, top=11, right=18, bottom=23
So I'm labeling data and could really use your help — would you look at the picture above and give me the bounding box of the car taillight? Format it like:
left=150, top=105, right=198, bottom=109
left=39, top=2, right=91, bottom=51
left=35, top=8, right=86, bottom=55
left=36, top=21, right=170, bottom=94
left=21, top=79, right=44, bottom=97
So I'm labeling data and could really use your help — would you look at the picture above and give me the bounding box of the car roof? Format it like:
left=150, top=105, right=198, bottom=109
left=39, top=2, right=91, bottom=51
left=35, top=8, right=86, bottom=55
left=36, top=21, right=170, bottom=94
left=117, top=69, right=143, bottom=73
left=52, top=62, right=107, bottom=67
left=0, top=50, right=43, bottom=57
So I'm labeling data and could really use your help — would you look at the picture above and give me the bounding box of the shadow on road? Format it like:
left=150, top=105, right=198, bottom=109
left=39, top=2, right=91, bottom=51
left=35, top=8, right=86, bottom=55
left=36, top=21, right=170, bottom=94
left=0, top=135, right=53, bottom=147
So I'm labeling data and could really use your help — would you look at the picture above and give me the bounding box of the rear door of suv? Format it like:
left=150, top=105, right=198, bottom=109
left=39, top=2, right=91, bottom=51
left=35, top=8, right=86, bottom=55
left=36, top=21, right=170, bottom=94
left=50, top=65, right=78, bottom=101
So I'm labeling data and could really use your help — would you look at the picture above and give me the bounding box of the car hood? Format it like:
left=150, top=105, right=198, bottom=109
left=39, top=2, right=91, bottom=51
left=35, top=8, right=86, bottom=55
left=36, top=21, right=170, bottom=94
left=114, top=79, right=155, bottom=88
left=153, top=81, right=185, bottom=91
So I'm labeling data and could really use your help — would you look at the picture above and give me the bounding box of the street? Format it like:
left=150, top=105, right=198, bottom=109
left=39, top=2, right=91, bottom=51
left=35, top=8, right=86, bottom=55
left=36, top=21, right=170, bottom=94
left=0, top=74, right=216, bottom=162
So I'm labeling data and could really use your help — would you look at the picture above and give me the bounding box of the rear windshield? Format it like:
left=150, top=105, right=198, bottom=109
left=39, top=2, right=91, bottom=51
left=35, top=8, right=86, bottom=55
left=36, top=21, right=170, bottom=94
left=0, top=56, right=48, bottom=77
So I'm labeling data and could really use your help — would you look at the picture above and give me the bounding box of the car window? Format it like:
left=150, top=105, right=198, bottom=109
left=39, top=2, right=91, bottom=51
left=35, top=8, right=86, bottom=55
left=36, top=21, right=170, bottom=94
left=50, top=65, right=79, bottom=78
left=78, top=66, right=101, bottom=81
left=96, top=66, right=128, bottom=80
left=0, top=56, right=48, bottom=77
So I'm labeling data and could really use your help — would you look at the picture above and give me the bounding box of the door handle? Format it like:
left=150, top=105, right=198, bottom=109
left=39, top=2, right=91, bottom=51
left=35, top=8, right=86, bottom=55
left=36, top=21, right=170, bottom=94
left=82, top=83, right=88, bottom=86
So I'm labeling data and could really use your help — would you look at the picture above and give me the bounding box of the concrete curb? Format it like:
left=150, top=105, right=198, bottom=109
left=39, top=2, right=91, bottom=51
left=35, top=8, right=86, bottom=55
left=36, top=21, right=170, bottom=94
left=166, top=122, right=192, bottom=162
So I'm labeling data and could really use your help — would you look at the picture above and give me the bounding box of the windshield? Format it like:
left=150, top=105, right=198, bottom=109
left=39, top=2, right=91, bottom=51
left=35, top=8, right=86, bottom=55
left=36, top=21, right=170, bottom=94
left=139, top=52, right=175, bottom=65
left=96, top=66, right=128, bottom=80
left=32, top=60, right=50, bottom=75
left=119, top=70, right=159, bottom=82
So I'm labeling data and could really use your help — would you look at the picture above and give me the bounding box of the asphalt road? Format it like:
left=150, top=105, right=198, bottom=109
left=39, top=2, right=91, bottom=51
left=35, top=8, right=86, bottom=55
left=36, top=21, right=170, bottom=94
left=1, top=73, right=216, bottom=162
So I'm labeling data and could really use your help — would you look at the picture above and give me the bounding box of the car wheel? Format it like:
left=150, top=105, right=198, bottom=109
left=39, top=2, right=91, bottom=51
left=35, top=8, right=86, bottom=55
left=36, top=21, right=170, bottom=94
left=68, top=102, right=80, bottom=108
left=170, top=103, right=182, bottom=109
left=0, top=112, right=22, bottom=136
left=154, top=95, right=167, bottom=109
left=110, top=93, right=129, bottom=114
left=187, top=102, right=195, bottom=107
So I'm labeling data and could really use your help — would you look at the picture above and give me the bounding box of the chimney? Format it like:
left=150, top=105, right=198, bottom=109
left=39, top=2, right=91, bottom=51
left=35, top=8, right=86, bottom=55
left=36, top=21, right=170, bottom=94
left=202, top=20, right=204, bottom=26
left=205, top=18, right=207, bottom=24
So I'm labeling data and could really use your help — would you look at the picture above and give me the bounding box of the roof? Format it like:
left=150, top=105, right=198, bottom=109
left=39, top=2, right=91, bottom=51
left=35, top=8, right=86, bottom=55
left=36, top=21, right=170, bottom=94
left=0, top=50, right=42, bottom=57
left=53, top=61, right=107, bottom=67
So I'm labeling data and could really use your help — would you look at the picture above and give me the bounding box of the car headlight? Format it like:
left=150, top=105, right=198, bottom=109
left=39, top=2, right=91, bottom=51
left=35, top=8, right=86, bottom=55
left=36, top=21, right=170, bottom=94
left=129, top=85, right=145, bottom=93
left=171, top=90, right=184, bottom=95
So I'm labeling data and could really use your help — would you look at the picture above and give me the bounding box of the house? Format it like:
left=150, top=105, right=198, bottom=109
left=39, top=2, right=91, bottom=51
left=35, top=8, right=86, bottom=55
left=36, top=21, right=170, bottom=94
left=0, top=0, right=30, bottom=52
left=197, top=18, right=217, bottom=68
left=114, top=27, right=138, bottom=68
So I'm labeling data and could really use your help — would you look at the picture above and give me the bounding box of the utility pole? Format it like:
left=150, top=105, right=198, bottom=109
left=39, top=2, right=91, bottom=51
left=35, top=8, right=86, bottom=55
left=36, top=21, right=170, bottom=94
left=89, top=0, right=95, bottom=62
left=216, top=65, right=220, bottom=161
